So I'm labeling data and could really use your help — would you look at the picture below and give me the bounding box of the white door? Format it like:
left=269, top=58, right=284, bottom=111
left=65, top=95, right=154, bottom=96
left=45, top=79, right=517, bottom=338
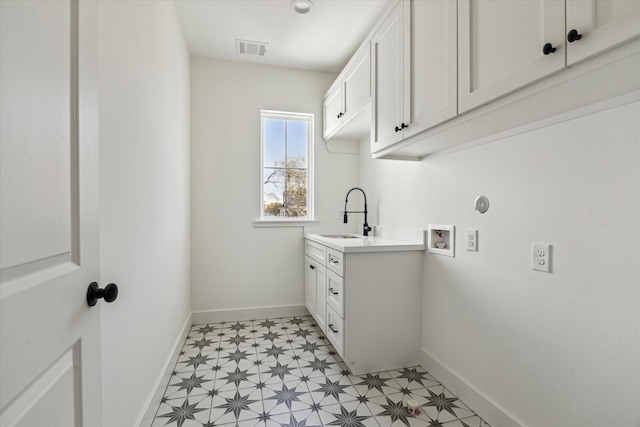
left=458, top=0, right=566, bottom=113
left=0, top=1, right=102, bottom=426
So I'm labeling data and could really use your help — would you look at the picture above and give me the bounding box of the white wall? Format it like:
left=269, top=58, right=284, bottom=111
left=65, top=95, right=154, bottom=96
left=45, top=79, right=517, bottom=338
left=359, top=100, right=640, bottom=427
left=190, top=57, right=358, bottom=314
left=98, top=2, right=191, bottom=426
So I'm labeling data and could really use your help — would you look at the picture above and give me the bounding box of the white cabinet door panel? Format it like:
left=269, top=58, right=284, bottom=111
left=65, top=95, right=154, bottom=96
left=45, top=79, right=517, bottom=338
left=304, top=256, right=317, bottom=316
left=405, top=0, right=458, bottom=138
left=371, top=2, right=407, bottom=152
left=314, top=265, right=327, bottom=332
left=458, top=0, right=566, bottom=113
left=323, top=84, right=343, bottom=138
left=567, top=0, right=640, bottom=65
left=343, top=48, right=370, bottom=117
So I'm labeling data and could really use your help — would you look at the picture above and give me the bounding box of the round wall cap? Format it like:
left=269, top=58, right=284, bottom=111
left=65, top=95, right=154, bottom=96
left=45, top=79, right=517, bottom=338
left=474, top=195, right=490, bottom=214
left=291, top=0, right=314, bottom=14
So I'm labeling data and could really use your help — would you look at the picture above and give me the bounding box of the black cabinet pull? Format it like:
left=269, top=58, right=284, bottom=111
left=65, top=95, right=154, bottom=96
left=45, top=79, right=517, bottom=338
left=309, top=265, right=316, bottom=270
left=567, top=29, right=582, bottom=43
left=329, top=287, right=339, bottom=295
left=328, top=324, right=338, bottom=333
left=337, top=113, right=340, bottom=119
left=395, top=123, right=408, bottom=132
left=542, top=43, right=556, bottom=55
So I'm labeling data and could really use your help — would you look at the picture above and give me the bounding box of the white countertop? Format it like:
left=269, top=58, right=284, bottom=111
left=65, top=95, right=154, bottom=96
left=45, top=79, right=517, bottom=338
left=304, top=232, right=425, bottom=253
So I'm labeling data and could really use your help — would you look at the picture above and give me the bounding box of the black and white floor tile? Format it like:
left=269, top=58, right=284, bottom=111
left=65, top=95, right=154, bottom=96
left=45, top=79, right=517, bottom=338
left=152, top=316, right=491, bottom=427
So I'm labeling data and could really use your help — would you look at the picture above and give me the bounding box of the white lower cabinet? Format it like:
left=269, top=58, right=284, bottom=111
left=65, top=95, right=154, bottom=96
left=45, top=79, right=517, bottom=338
left=326, top=270, right=345, bottom=317
left=304, top=239, right=423, bottom=375
left=304, top=242, right=327, bottom=333
left=326, top=307, right=344, bottom=357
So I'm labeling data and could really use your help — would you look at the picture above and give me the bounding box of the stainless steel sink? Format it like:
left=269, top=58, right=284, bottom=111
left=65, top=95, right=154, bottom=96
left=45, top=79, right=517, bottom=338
left=319, top=234, right=362, bottom=239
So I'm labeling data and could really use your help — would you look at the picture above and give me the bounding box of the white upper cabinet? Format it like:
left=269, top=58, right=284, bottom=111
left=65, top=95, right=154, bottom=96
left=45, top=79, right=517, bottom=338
left=566, top=0, right=640, bottom=65
left=371, top=0, right=458, bottom=154
left=342, top=0, right=639, bottom=159
left=343, top=48, right=370, bottom=120
left=323, top=84, right=344, bottom=137
left=322, top=44, right=371, bottom=140
left=458, top=0, right=566, bottom=113
left=404, top=0, right=458, bottom=140
left=371, top=1, right=407, bottom=152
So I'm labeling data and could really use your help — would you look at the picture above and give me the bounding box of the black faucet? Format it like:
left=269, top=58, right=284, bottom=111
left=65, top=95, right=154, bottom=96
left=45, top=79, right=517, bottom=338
left=343, top=187, right=372, bottom=236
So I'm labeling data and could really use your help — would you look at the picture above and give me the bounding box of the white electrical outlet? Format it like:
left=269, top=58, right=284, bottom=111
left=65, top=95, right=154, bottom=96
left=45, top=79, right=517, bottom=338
left=465, top=229, right=478, bottom=251
left=531, top=243, right=551, bottom=273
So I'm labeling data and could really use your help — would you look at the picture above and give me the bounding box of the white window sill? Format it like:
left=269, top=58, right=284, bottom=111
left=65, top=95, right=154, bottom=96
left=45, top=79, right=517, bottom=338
left=253, top=219, right=319, bottom=228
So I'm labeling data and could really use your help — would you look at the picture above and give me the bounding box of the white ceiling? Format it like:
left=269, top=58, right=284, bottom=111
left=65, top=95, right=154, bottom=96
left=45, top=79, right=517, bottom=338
left=174, top=0, right=394, bottom=73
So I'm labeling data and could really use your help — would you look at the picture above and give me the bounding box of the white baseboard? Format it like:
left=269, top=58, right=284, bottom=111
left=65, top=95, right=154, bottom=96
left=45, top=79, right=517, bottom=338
left=419, top=348, right=526, bottom=427
left=192, top=304, right=309, bottom=324
left=136, top=313, right=192, bottom=427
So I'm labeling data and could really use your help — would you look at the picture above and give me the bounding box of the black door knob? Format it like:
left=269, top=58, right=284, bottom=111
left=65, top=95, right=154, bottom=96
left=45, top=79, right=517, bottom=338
left=401, top=123, right=408, bottom=129
left=567, top=29, right=582, bottom=43
left=395, top=126, right=401, bottom=132
left=542, top=43, right=556, bottom=55
left=87, top=282, right=118, bottom=307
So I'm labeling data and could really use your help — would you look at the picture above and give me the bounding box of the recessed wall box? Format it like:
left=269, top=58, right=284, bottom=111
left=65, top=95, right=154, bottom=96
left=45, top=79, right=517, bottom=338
left=428, top=224, right=455, bottom=257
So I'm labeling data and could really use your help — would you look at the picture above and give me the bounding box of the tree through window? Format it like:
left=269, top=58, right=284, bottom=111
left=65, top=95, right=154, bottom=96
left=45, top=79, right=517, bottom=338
left=261, top=111, right=313, bottom=219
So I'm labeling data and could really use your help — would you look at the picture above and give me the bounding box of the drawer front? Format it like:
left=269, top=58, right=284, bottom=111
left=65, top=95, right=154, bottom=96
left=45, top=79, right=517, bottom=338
left=326, top=270, right=345, bottom=317
left=326, top=307, right=344, bottom=358
left=305, top=240, right=326, bottom=266
left=326, top=247, right=345, bottom=276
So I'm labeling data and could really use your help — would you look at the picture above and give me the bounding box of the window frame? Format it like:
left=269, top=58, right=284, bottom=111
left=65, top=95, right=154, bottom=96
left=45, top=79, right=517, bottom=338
left=258, top=110, right=314, bottom=224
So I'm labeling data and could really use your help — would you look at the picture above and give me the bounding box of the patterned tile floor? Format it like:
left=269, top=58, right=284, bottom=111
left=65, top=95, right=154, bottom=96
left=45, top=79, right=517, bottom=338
left=151, top=316, right=490, bottom=427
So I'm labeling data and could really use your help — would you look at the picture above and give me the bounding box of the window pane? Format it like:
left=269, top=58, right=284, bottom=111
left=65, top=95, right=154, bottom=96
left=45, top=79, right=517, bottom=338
left=261, top=111, right=312, bottom=221
left=264, top=118, right=285, bottom=167
left=284, top=169, right=307, bottom=217
left=263, top=168, right=285, bottom=217
left=287, top=120, right=307, bottom=167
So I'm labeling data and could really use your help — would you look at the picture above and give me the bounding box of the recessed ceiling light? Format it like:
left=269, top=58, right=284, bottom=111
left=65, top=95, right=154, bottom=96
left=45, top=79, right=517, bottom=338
left=291, top=0, right=314, bottom=14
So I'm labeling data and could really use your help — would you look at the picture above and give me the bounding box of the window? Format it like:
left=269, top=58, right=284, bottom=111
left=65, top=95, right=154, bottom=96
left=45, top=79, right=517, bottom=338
left=260, top=110, right=313, bottom=220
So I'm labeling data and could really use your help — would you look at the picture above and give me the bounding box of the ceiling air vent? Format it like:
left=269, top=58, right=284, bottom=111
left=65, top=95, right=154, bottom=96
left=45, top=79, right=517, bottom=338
left=236, top=39, right=267, bottom=57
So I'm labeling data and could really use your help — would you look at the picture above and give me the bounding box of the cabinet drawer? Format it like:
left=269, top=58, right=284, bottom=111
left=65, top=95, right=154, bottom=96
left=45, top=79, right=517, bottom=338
left=327, top=270, right=345, bottom=317
left=305, top=240, right=326, bottom=266
left=326, top=248, right=345, bottom=276
left=326, top=307, right=344, bottom=358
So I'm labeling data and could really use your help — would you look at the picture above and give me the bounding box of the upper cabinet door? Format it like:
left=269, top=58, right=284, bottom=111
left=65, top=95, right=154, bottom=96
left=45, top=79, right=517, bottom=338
left=343, top=47, right=371, bottom=118
left=566, top=0, right=640, bottom=65
left=371, top=1, right=407, bottom=153
left=458, top=0, right=566, bottom=113
left=404, top=0, right=458, bottom=139
left=323, top=83, right=344, bottom=138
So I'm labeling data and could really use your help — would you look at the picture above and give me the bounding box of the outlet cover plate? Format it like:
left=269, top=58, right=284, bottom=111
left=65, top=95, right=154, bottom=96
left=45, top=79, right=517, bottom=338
left=531, top=243, right=551, bottom=273
left=465, top=229, right=478, bottom=251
